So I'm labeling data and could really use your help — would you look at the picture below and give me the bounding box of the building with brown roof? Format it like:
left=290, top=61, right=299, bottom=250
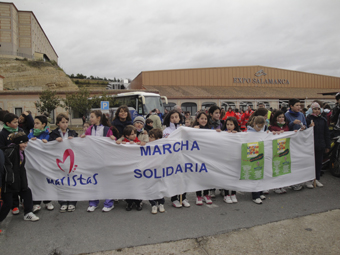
left=130, top=65, right=340, bottom=114
left=0, top=2, right=58, bottom=62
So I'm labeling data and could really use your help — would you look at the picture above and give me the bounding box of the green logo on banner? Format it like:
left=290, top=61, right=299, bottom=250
left=272, top=138, right=291, bottom=177
left=240, top=141, right=264, bottom=180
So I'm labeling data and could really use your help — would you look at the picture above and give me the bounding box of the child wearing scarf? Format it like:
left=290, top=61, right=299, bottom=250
left=28, top=115, right=53, bottom=212
left=306, top=102, right=330, bottom=188
left=27, top=115, right=50, bottom=142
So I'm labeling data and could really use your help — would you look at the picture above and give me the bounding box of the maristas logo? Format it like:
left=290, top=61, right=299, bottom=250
left=46, top=149, right=98, bottom=186
left=56, top=149, right=77, bottom=173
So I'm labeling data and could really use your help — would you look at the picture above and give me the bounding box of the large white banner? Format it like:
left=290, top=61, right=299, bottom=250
left=25, top=127, right=315, bottom=200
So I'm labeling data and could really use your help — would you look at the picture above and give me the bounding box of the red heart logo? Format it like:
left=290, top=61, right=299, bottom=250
left=56, top=149, right=75, bottom=174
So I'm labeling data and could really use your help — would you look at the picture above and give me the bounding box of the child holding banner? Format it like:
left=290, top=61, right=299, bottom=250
left=163, top=110, right=190, bottom=208
left=208, top=105, right=222, bottom=197
left=81, top=110, right=115, bottom=212
left=193, top=112, right=213, bottom=205
left=111, top=105, right=133, bottom=137
left=49, top=113, right=78, bottom=212
left=306, top=102, right=330, bottom=188
left=28, top=115, right=54, bottom=212
left=221, top=117, right=240, bottom=204
left=246, top=116, right=267, bottom=204
left=116, top=125, right=144, bottom=211
left=285, top=98, right=307, bottom=191
left=148, top=128, right=166, bottom=214
left=0, top=132, right=39, bottom=223
left=268, top=110, right=290, bottom=194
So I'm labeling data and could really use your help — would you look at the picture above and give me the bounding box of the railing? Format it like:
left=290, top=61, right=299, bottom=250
left=0, top=50, right=34, bottom=59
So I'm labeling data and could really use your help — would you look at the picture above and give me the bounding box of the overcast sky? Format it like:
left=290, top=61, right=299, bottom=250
left=12, top=0, right=340, bottom=80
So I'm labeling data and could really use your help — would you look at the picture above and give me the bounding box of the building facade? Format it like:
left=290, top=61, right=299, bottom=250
left=0, top=2, right=58, bottom=62
left=130, top=65, right=340, bottom=114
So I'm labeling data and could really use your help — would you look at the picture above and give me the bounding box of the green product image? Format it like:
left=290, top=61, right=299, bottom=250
left=272, top=138, right=291, bottom=177
left=240, top=141, right=264, bottom=180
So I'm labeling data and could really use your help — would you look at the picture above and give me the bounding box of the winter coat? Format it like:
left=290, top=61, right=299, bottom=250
left=48, top=128, right=78, bottom=141
left=331, top=104, right=340, bottom=131
left=222, top=111, right=236, bottom=120
left=85, top=125, right=112, bottom=137
left=285, top=111, right=307, bottom=131
left=28, top=128, right=50, bottom=140
left=1, top=145, right=29, bottom=193
left=144, top=125, right=153, bottom=133
left=111, top=118, right=133, bottom=136
left=148, top=114, right=162, bottom=129
left=163, top=122, right=180, bottom=138
left=306, top=115, right=330, bottom=151
left=0, top=127, right=24, bottom=147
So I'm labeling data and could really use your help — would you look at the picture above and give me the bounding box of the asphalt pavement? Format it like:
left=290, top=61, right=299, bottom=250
left=0, top=170, right=339, bottom=255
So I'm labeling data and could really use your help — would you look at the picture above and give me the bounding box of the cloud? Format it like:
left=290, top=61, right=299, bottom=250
left=12, top=0, right=340, bottom=79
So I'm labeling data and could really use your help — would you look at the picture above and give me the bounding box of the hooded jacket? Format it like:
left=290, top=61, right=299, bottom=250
left=1, top=144, right=29, bottom=193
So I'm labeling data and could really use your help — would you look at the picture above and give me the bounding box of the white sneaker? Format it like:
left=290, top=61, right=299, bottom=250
left=158, top=204, right=165, bottom=213
left=172, top=200, right=182, bottom=208
left=60, top=205, right=67, bottom=213
left=87, top=206, right=98, bottom=212
left=231, top=194, right=238, bottom=203
left=223, top=195, right=233, bottom=204
left=102, top=205, right=114, bottom=212
left=151, top=205, right=158, bottom=214
left=24, top=212, right=39, bottom=222
left=306, top=181, right=314, bottom=189
left=196, top=196, right=203, bottom=205
left=292, top=184, right=303, bottom=191
left=33, top=204, right=41, bottom=213
left=315, top=180, right=323, bottom=187
left=260, top=195, right=266, bottom=200
left=253, top=198, right=262, bottom=204
left=45, top=202, right=54, bottom=211
left=203, top=195, right=213, bottom=204
left=68, top=205, right=76, bottom=212
left=263, top=190, right=269, bottom=194
left=182, top=199, right=190, bottom=207
left=280, top=188, right=287, bottom=193
left=274, top=188, right=283, bottom=194
left=210, top=190, right=216, bottom=198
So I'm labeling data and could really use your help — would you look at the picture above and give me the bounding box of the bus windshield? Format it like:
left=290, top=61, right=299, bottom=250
left=144, top=96, right=164, bottom=114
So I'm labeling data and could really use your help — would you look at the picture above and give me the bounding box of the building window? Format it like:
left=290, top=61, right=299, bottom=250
left=181, top=102, right=197, bottom=116
left=279, top=100, right=289, bottom=110
left=221, top=102, right=236, bottom=110
left=257, top=101, right=270, bottom=109
left=15, top=107, right=22, bottom=117
left=164, top=102, right=176, bottom=112
left=239, top=102, right=254, bottom=111
left=201, top=102, right=216, bottom=111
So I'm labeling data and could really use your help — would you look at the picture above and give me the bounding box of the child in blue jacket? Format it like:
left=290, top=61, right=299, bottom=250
left=28, top=115, right=54, bottom=212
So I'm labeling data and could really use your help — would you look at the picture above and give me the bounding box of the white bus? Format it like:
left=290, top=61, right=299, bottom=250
left=91, top=92, right=168, bottom=121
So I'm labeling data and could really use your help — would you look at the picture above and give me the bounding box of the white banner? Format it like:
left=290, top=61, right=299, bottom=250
left=25, top=127, right=315, bottom=200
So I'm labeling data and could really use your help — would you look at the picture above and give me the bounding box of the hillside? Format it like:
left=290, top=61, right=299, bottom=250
left=0, top=58, right=79, bottom=91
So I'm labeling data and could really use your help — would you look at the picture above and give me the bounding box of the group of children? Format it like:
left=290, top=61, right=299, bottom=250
left=0, top=97, right=331, bottom=226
